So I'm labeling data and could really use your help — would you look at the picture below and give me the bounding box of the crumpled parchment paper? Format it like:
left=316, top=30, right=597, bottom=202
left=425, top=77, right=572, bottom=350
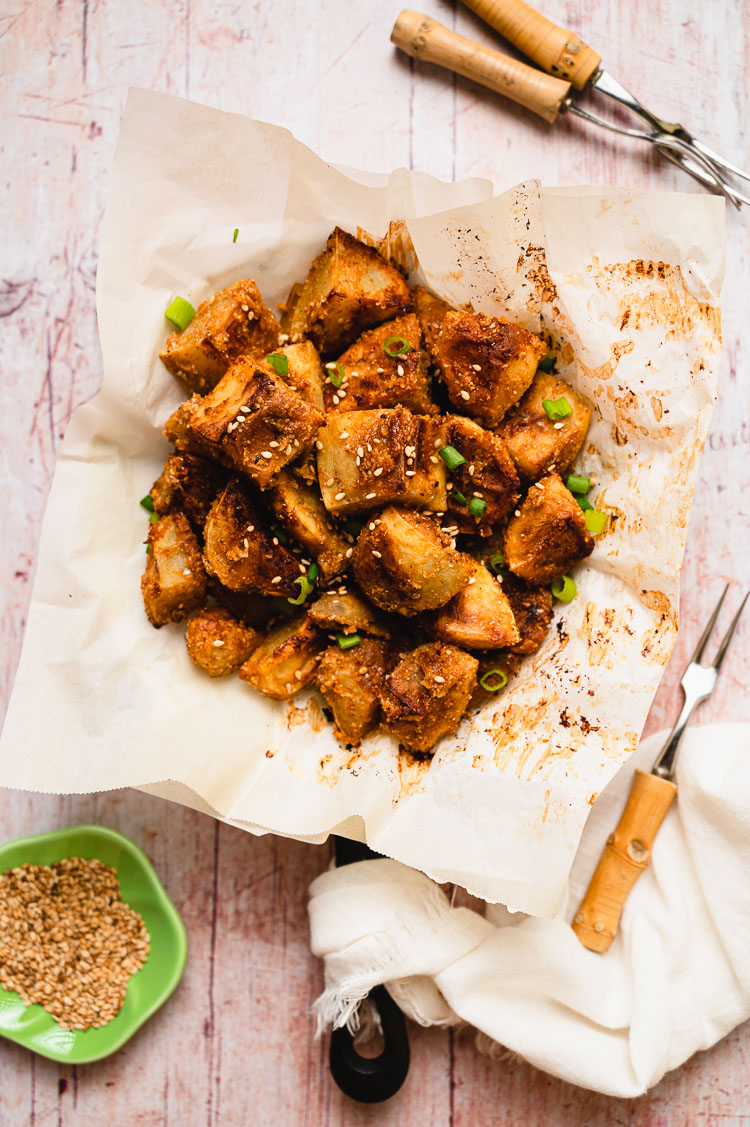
left=0, top=89, right=724, bottom=914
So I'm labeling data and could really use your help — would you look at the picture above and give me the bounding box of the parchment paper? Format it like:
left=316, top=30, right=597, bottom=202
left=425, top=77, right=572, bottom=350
left=0, top=89, right=724, bottom=914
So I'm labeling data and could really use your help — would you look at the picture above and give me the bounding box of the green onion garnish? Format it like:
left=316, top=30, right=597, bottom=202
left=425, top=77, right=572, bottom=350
left=343, top=518, right=364, bottom=538
left=145, top=543, right=151, bottom=555
left=468, top=497, right=486, bottom=520
left=577, top=496, right=594, bottom=512
left=271, top=526, right=290, bottom=545
left=585, top=509, right=608, bottom=535
left=165, top=296, right=195, bottom=331
left=489, top=552, right=505, bottom=574
left=452, top=490, right=468, bottom=505
left=480, top=669, right=508, bottom=692
left=566, top=474, right=591, bottom=494
left=439, top=445, right=467, bottom=471
left=538, top=352, right=556, bottom=372
left=542, top=397, right=572, bottom=421
left=233, top=228, right=239, bottom=243
left=383, top=336, right=409, bottom=357
left=288, top=576, right=314, bottom=606
left=551, top=575, right=577, bottom=603
left=308, top=562, right=321, bottom=583
left=149, top=512, right=160, bottom=524
left=140, top=494, right=155, bottom=512
left=337, top=632, right=362, bottom=650
left=267, top=352, right=289, bottom=377
left=326, top=362, right=345, bottom=388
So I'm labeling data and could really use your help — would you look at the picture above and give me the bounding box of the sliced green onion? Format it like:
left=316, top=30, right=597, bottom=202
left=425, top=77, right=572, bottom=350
left=538, top=352, right=556, bottom=372
left=439, top=445, right=467, bottom=471
left=551, top=575, right=577, bottom=603
left=577, top=495, right=594, bottom=512
left=337, top=632, right=362, bottom=651
left=468, top=497, right=486, bottom=520
left=140, top=494, right=155, bottom=512
left=542, top=397, right=572, bottom=421
left=288, top=576, right=314, bottom=605
left=325, top=361, right=345, bottom=388
left=165, top=296, right=195, bottom=331
left=271, top=526, right=289, bottom=545
left=267, top=352, right=289, bottom=377
left=383, top=335, right=409, bottom=357
left=149, top=512, right=160, bottom=524
left=233, top=228, right=239, bottom=243
left=585, top=509, right=608, bottom=535
left=308, top=562, right=321, bottom=583
left=343, top=518, right=364, bottom=538
left=145, top=543, right=151, bottom=555
left=452, top=490, right=468, bottom=505
left=480, top=669, right=508, bottom=692
left=566, top=474, right=591, bottom=495
left=489, top=552, right=505, bottom=574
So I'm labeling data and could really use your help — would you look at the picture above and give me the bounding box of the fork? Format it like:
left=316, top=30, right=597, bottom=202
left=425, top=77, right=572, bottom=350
left=573, top=585, right=748, bottom=953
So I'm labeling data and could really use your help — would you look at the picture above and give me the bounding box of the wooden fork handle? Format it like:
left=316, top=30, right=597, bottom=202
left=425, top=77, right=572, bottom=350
left=572, top=770, right=677, bottom=953
left=461, top=0, right=601, bottom=90
left=391, top=10, right=571, bottom=124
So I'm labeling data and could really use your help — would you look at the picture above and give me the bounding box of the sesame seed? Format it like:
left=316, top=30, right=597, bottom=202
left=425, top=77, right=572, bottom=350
left=246, top=524, right=255, bottom=533
left=434, top=675, right=446, bottom=683
left=515, top=509, right=521, bottom=516
left=278, top=333, right=289, bottom=343
left=240, top=405, right=251, bottom=413
left=472, top=364, right=482, bottom=372
left=367, top=444, right=373, bottom=452
left=299, top=562, right=306, bottom=573
left=334, top=491, right=346, bottom=500
left=269, top=440, right=280, bottom=448
left=357, top=446, right=364, bottom=457
left=338, top=587, right=348, bottom=595
left=405, top=470, right=416, bottom=477
left=241, top=304, right=249, bottom=312
left=247, top=310, right=255, bottom=320
left=213, top=639, right=225, bottom=648
left=473, top=491, right=483, bottom=498
left=376, top=367, right=385, bottom=374
left=285, top=682, right=293, bottom=692
left=243, top=538, right=249, bottom=549
left=340, top=431, right=349, bottom=439
left=434, top=438, right=442, bottom=448
left=338, top=390, right=347, bottom=398
left=372, top=550, right=382, bottom=558
left=365, top=492, right=376, bottom=499
left=373, top=467, right=384, bottom=477
left=260, top=450, right=273, bottom=459
left=332, top=395, right=340, bottom=405
left=553, top=421, right=565, bottom=430
left=397, top=364, right=405, bottom=376
left=272, top=537, right=279, bottom=546
left=429, top=455, right=438, bottom=464
left=183, top=568, right=192, bottom=576
left=325, top=362, right=337, bottom=369
left=467, top=576, right=476, bottom=585
left=369, top=522, right=376, bottom=530
left=316, top=440, right=324, bottom=450
left=271, top=576, right=282, bottom=584
left=345, top=547, right=353, bottom=558
left=355, top=456, right=361, bottom=466
left=294, top=669, right=302, bottom=680
left=285, top=444, right=293, bottom=455
left=460, top=390, right=471, bottom=401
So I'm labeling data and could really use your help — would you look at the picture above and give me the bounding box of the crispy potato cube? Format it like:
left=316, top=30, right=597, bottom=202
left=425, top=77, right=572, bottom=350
left=281, top=227, right=412, bottom=357
left=266, top=469, right=349, bottom=579
left=503, top=576, right=554, bottom=655
left=412, top=285, right=456, bottom=361
left=160, top=280, right=280, bottom=393
left=380, top=642, right=478, bottom=753
left=185, top=607, right=259, bottom=676
left=426, top=561, right=520, bottom=650
left=239, top=614, right=323, bottom=700
left=273, top=340, right=326, bottom=411
left=435, top=310, right=546, bottom=426
left=443, top=415, right=520, bottom=535
left=326, top=314, right=435, bottom=414
left=497, top=372, right=592, bottom=480
left=316, top=408, right=446, bottom=517
left=352, top=506, right=474, bottom=616
left=503, top=473, right=594, bottom=584
left=187, top=358, right=323, bottom=489
left=150, top=452, right=227, bottom=533
left=316, top=639, right=392, bottom=744
left=141, top=512, right=207, bottom=627
left=203, top=480, right=302, bottom=596
left=307, top=591, right=391, bottom=637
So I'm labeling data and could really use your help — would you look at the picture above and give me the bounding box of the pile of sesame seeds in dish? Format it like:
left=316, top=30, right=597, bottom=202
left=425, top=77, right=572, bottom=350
left=0, top=857, right=150, bottom=1031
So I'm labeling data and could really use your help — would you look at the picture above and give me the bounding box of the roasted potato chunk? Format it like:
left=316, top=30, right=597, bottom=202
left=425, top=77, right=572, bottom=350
left=307, top=591, right=391, bottom=637
left=443, top=415, right=520, bottom=535
left=141, top=512, right=207, bottom=627
left=187, top=358, right=323, bottom=488
left=412, top=285, right=456, bottom=361
left=239, top=615, right=324, bottom=700
left=266, top=469, right=349, bottom=579
left=316, top=639, right=392, bottom=744
left=203, top=480, right=302, bottom=596
left=160, top=280, right=280, bottom=393
left=504, top=473, right=594, bottom=584
left=316, top=407, right=446, bottom=517
left=281, top=227, right=412, bottom=356
left=150, top=452, right=227, bottom=533
left=503, top=576, right=554, bottom=655
left=185, top=607, right=259, bottom=676
left=380, top=642, right=478, bottom=752
left=426, top=561, right=519, bottom=650
left=352, top=506, right=474, bottom=616
left=272, top=340, right=325, bottom=411
left=434, top=311, right=546, bottom=426
left=326, top=314, right=434, bottom=415
left=497, top=372, right=592, bottom=480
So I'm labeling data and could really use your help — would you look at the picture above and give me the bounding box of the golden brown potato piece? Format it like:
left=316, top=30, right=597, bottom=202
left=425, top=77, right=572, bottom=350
left=163, top=396, right=213, bottom=460
left=326, top=314, right=434, bottom=415
left=307, top=591, right=391, bottom=638
left=316, top=639, right=393, bottom=744
left=412, top=285, right=456, bottom=360
left=239, top=614, right=324, bottom=700
left=185, top=607, right=259, bottom=676
left=434, top=311, right=546, bottom=426
left=266, top=469, right=349, bottom=579
left=281, top=227, right=412, bottom=356
left=426, top=561, right=519, bottom=650
left=203, top=480, right=302, bottom=597
left=141, top=512, right=207, bottom=627
left=187, top=358, right=323, bottom=489
left=443, top=415, right=521, bottom=535
left=497, top=372, right=592, bottom=480
left=503, top=473, right=594, bottom=584
left=503, top=576, right=554, bottom=655
left=150, top=452, right=227, bottom=533
left=352, top=507, right=474, bottom=616
left=316, top=407, right=446, bottom=517
left=267, top=340, right=325, bottom=411
left=380, top=642, right=478, bottom=753
left=160, top=280, right=280, bottom=393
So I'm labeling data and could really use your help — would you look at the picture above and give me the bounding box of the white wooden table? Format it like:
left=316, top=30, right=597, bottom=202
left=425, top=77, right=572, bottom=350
left=2, top=1, right=749, bottom=1122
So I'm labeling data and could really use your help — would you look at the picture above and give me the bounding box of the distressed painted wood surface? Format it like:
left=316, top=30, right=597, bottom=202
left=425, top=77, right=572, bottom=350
left=1, top=0, right=749, bottom=1122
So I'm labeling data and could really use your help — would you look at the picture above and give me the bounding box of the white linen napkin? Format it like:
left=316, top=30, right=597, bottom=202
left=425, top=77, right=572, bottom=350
left=308, top=724, right=750, bottom=1097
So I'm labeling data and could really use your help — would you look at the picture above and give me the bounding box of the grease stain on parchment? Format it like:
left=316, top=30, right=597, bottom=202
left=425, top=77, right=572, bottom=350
left=583, top=603, right=635, bottom=667
left=639, top=589, right=678, bottom=666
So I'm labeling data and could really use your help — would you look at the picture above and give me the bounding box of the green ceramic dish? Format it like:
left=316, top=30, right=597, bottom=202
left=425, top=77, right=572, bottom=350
left=0, top=824, right=187, bottom=1063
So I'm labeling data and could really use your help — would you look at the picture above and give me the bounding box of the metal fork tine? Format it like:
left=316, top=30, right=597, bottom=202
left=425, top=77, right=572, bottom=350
left=710, top=591, right=749, bottom=672
left=689, top=583, right=728, bottom=666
